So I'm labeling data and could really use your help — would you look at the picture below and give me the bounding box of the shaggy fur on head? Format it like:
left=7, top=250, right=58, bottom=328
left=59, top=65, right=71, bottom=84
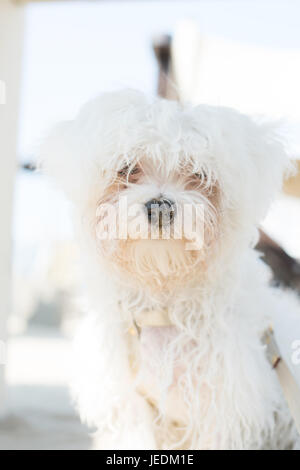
left=41, top=90, right=300, bottom=449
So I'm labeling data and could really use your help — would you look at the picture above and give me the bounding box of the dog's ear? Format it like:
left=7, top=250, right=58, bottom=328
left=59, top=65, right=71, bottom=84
left=206, top=107, right=294, bottom=226
left=39, top=90, right=148, bottom=205
left=190, top=106, right=293, bottom=226
left=39, top=119, right=101, bottom=206
left=244, top=119, right=294, bottom=223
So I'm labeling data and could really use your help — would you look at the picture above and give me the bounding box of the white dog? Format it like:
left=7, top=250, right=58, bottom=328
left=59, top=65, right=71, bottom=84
left=41, top=90, right=300, bottom=450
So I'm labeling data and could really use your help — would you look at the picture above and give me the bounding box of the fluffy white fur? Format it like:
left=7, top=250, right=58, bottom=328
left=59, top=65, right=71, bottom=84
left=41, top=90, right=300, bottom=450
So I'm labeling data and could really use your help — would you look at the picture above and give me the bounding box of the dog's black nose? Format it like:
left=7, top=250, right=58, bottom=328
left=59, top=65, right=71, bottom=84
left=145, top=198, right=175, bottom=226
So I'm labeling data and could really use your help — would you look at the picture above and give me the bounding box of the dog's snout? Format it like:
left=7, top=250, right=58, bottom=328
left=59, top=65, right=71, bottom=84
left=145, top=197, right=175, bottom=225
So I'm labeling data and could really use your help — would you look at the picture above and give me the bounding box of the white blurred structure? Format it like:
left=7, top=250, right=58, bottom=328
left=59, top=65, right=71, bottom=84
left=171, top=20, right=300, bottom=153
left=0, top=0, right=25, bottom=416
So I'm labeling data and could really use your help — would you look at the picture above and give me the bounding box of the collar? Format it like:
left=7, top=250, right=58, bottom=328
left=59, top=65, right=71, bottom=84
left=127, top=307, right=172, bottom=337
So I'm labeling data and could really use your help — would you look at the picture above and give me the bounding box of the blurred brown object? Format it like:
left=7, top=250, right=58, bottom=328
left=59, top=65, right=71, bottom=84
left=284, top=160, right=300, bottom=198
left=152, top=34, right=178, bottom=100
left=152, top=33, right=300, bottom=294
left=257, top=231, right=300, bottom=293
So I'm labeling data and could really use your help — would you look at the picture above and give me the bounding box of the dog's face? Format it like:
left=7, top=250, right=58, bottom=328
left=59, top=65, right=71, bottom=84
left=42, top=90, right=289, bottom=290
left=94, top=150, right=219, bottom=288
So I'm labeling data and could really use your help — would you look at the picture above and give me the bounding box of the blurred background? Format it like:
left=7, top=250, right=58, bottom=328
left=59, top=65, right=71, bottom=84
left=0, top=0, right=300, bottom=450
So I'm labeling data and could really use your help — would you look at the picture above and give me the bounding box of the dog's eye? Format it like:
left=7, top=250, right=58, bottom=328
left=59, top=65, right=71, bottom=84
left=194, top=171, right=209, bottom=186
left=194, top=171, right=207, bottom=180
left=117, top=164, right=141, bottom=182
left=117, top=166, right=129, bottom=177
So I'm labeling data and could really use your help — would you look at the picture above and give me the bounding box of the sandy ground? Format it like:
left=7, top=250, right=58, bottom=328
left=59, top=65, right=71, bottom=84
left=0, top=328, right=92, bottom=450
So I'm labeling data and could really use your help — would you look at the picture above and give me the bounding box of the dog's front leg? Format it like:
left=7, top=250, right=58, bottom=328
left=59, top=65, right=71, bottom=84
left=71, top=312, right=157, bottom=450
